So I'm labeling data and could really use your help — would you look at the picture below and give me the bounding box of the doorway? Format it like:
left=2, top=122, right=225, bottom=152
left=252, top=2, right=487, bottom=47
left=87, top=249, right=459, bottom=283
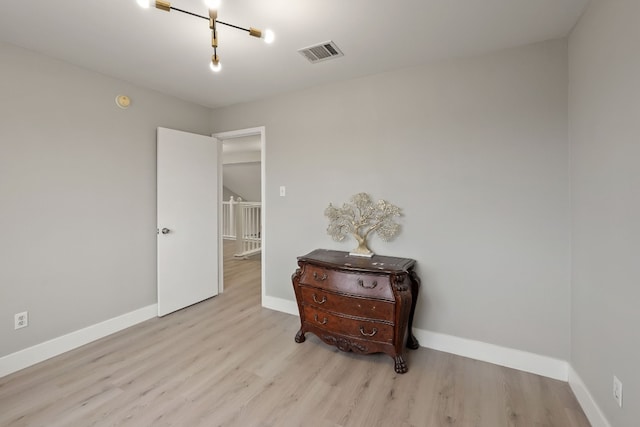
left=213, top=127, right=265, bottom=301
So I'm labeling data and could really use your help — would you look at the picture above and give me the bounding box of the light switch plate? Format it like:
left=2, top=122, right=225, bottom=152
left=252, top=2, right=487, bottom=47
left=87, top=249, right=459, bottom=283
left=613, top=375, right=623, bottom=408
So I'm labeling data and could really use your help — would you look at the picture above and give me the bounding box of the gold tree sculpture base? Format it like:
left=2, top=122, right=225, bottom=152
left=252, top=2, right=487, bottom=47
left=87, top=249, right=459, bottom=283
left=349, top=236, right=374, bottom=257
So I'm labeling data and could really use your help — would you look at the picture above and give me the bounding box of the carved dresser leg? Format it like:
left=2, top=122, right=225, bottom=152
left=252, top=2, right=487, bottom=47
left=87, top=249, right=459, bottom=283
left=406, top=269, right=421, bottom=351
left=295, top=329, right=306, bottom=343
left=406, top=333, right=420, bottom=350
left=394, top=355, right=408, bottom=374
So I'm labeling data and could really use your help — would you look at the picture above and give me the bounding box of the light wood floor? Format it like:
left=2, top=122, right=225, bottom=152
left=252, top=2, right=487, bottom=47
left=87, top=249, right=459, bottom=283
left=0, top=241, right=590, bottom=427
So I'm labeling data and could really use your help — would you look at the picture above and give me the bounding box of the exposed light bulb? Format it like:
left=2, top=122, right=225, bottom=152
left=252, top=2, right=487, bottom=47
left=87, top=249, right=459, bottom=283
left=263, top=29, right=275, bottom=44
left=205, top=0, right=221, bottom=9
left=137, top=0, right=151, bottom=8
left=210, top=60, right=222, bottom=73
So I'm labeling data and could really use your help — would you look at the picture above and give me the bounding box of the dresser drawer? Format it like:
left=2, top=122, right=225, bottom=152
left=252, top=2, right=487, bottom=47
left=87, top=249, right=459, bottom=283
left=303, top=306, right=394, bottom=344
left=299, top=285, right=395, bottom=321
left=300, top=264, right=394, bottom=301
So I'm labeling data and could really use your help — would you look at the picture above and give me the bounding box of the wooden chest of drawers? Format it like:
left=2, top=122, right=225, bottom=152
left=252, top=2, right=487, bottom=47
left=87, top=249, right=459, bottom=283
left=292, top=249, right=420, bottom=373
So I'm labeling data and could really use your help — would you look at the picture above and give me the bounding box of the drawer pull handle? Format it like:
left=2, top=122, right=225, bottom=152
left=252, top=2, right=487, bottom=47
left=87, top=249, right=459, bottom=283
left=359, top=326, right=378, bottom=337
left=357, top=278, right=378, bottom=289
left=312, top=294, right=327, bottom=304
left=313, top=272, right=328, bottom=281
left=314, top=314, right=328, bottom=325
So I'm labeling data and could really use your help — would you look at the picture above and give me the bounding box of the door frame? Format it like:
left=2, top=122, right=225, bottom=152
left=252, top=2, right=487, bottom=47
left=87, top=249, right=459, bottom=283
left=212, top=126, right=265, bottom=300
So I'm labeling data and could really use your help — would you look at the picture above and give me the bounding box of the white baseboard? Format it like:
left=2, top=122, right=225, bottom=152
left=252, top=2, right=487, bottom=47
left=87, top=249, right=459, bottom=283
left=413, top=328, right=569, bottom=381
left=568, top=366, right=612, bottom=427
left=262, top=298, right=569, bottom=381
left=0, top=304, right=157, bottom=378
left=262, top=295, right=299, bottom=316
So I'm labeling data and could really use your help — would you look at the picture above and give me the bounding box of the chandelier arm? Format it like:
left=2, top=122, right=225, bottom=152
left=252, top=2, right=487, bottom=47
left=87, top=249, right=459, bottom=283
left=169, top=6, right=209, bottom=20
left=164, top=8, right=251, bottom=34
left=215, top=20, right=251, bottom=33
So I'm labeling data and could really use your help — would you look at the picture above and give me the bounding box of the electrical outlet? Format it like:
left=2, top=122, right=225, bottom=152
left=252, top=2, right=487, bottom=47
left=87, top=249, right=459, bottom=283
left=14, top=311, right=28, bottom=330
left=613, top=375, right=623, bottom=408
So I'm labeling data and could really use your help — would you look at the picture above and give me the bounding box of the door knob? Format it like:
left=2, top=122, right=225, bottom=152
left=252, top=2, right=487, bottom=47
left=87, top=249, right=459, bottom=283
left=161, top=228, right=171, bottom=234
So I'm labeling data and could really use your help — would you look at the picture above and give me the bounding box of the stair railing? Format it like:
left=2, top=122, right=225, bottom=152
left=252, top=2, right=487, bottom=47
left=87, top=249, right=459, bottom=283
left=222, top=196, right=262, bottom=257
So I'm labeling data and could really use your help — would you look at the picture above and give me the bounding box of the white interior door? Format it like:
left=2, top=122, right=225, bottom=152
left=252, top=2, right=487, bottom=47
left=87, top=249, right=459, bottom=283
left=157, top=127, right=219, bottom=317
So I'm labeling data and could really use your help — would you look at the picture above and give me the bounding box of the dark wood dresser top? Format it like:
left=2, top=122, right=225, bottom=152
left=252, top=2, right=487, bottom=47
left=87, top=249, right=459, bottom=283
left=297, top=249, right=416, bottom=274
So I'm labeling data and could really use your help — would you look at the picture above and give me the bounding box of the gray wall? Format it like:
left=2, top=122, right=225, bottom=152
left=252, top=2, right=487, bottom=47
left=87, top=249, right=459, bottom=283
left=211, top=39, right=571, bottom=360
left=222, top=135, right=261, bottom=201
left=222, top=186, right=242, bottom=202
left=222, top=163, right=261, bottom=202
left=569, top=1, right=640, bottom=425
left=0, top=42, right=212, bottom=357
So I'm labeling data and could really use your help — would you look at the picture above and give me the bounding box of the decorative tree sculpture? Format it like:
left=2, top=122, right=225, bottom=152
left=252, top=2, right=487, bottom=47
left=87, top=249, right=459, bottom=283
left=325, top=192, right=402, bottom=257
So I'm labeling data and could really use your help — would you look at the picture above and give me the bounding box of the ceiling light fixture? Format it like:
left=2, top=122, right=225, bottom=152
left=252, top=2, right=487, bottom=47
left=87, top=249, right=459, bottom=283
left=138, top=0, right=274, bottom=73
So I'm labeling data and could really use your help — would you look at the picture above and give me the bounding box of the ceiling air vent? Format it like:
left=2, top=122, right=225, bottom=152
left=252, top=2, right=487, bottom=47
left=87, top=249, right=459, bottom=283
left=298, top=41, right=344, bottom=64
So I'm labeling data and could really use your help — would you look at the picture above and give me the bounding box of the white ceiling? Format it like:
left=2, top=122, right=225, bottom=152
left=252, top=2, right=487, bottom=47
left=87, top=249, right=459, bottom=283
left=0, top=0, right=589, bottom=109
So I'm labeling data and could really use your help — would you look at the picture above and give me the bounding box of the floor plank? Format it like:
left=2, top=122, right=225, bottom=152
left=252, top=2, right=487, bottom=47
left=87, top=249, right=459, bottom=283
left=0, top=241, right=591, bottom=426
